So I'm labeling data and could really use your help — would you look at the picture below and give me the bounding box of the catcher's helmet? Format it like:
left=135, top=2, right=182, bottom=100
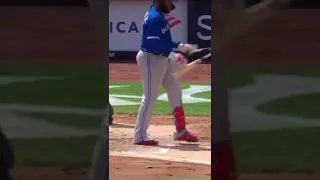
left=152, top=0, right=175, bottom=13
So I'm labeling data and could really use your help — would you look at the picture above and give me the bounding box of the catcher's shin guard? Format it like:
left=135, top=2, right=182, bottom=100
left=212, top=141, right=238, bottom=180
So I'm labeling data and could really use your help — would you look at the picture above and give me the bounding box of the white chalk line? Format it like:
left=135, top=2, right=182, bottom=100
left=127, top=143, right=174, bottom=155
left=157, top=144, right=173, bottom=154
left=110, top=138, right=209, bottom=165
left=110, top=151, right=211, bottom=165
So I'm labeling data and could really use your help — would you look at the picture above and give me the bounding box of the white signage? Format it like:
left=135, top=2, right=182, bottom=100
left=109, top=0, right=188, bottom=51
left=197, top=15, right=212, bottom=41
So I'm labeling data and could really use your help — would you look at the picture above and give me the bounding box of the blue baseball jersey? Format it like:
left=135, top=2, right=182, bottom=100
left=140, top=6, right=180, bottom=57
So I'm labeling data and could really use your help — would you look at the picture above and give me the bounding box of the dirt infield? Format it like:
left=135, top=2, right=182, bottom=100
left=109, top=63, right=211, bottom=83
left=13, top=166, right=320, bottom=180
left=108, top=60, right=212, bottom=180
left=1, top=6, right=320, bottom=180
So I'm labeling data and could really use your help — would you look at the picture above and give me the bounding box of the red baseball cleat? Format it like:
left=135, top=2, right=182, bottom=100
left=174, top=130, right=198, bottom=142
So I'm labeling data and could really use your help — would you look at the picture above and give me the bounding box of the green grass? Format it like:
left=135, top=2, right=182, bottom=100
left=110, top=83, right=211, bottom=116
left=239, top=90, right=320, bottom=172
left=0, top=76, right=107, bottom=108
left=223, top=68, right=320, bottom=89
left=193, top=91, right=211, bottom=99
left=0, top=65, right=108, bottom=108
left=234, top=127, right=320, bottom=172
left=0, top=81, right=211, bottom=115
left=4, top=67, right=320, bottom=111
left=3, top=68, right=320, bottom=116
left=112, top=102, right=210, bottom=116
left=110, top=83, right=210, bottom=97
left=3, top=66, right=320, bottom=172
left=12, top=136, right=97, bottom=165
left=109, top=83, right=205, bottom=95
left=257, top=93, right=320, bottom=120
left=18, top=112, right=103, bottom=128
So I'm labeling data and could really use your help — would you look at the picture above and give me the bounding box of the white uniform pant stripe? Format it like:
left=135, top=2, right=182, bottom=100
left=139, top=53, right=152, bottom=141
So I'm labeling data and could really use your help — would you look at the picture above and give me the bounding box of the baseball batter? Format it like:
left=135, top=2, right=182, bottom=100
left=133, top=0, right=199, bottom=145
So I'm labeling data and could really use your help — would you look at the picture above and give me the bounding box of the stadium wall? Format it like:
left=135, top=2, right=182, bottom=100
left=1, top=0, right=211, bottom=62
left=109, top=0, right=211, bottom=61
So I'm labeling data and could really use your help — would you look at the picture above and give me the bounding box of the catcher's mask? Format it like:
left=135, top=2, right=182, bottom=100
left=153, top=0, right=175, bottom=13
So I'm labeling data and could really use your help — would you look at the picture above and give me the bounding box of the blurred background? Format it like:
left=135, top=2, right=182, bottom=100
left=0, top=0, right=107, bottom=180
left=214, top=0, right=320, bottom=180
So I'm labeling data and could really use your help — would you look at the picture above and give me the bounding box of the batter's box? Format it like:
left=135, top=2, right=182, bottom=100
left=109, top=123, right=211, bottom=164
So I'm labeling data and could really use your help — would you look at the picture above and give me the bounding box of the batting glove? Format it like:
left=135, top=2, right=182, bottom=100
left=169, top=52, right=188, bottom=65
left=177, top=43, right=198, bottom=54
